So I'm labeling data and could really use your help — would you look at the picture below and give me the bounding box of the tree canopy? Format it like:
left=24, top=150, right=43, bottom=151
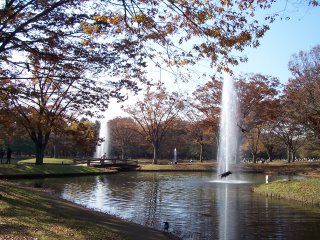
left=1, top=0, right=319, bottom=163
left=125, top=83, right=184, bottom=163
left=286, top=45, right=320, bottom=137
left=1, top=0, right=288, bottom=81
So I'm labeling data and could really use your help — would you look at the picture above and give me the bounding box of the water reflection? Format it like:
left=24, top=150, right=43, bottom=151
left=17, top=173, right=320, bottom=240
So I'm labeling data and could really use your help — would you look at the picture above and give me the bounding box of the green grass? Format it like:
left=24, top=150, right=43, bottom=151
left=0, top=157, right=113, bottom=177
left=0, top=183, right=125, bottom=239
left=0, top=183, right=170, bottom=240
left=253, top=178, right=320, bottom=206
left=19, top=157, right=74, bottom=165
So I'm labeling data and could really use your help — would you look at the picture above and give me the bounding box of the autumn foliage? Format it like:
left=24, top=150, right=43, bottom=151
left=1, top=1, right=319, bottom=163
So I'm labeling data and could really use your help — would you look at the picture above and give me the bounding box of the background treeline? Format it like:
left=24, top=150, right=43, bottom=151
left=1, top=44, right=320, bottom=163
left=0, top=117, right=100, bottom=160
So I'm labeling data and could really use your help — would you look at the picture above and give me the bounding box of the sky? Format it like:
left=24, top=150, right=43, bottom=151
left=104, top=2, right=320, bottom=119
left=233, top=2, right=320, bottom=83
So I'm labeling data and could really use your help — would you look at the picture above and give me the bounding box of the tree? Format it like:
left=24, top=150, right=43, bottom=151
left=0, top=107, right=27, bottom=158
left=189, top=119, right=214, bottom=162
left=1, top=0, right=145, bottom=164
left=241, top=126, right=264, bottom=163
left=160, top=119, right=192, bottom=160
left=126, top=83, right=184, bottom=163
left=273, top=114, right=306, bottom=163
left=64, top=119, right=99, bottom=156
left=192, top=78, right=222, bottom=140
left=236, top=74, right=281, bottom=162
left=64, top=0, right=273, bottom=72
left=273, top=44, right=320, bottom=162
left=260, top=122, right=283, bottom=162
left=183, top=102, right=216, bottom=162
left=1, top=53, right=122, bottom=164
left=297, top=133, right=320, bottom=159
left=1, top=1, right=318, bottom=163
left=5, top=0, right=310, bottom=84
left=286, top=44, right=320, bottom=138
left=109, top=117, right=139, bottom=160
left=0, top=0, right=147, bottom=82
left=236, top=74, right=280, bottom=131
left=193, top=74, right=281, bottom=162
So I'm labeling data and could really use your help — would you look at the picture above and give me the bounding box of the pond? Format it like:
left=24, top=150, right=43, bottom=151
left=18, top=172, right=320, bottom=240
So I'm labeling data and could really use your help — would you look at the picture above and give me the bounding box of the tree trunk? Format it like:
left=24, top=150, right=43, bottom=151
left=291, top=147, right=296, bottom=162
left=32, top=131, right=51, bottom=165
left=121, top=147, right=124, bottom=160
left=252, top=151, right=257, bottom=163
left=53, top=144, right=56, bottom=158
left=266, top=151, right=271, bottom=162
left=266, top=147, right=273, bottom=162
left=287, top=147, right=291, bottom=163
left=35, top=144, right=45, bottom=165
left=152, top=144, right=158, bottom=164
left=199, top=144, right=203, bottom=162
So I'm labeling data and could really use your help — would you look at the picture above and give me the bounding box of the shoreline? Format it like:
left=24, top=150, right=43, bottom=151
left=0, top=180, right=180, bottom=240
left=1, top=160, right=320, bottom=239
left=253, top=178, right=320, bottom=207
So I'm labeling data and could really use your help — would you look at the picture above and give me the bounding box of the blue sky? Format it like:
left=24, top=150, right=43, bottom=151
left=105, top=2, right=320, bottom=119
left=233, top=3, right=320, bottom=83
left=151, top=2, right=320, bottom=92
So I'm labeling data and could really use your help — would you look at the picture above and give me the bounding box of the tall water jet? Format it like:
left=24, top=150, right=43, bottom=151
left=217, top=73, right=239, bottom=174
left=174, top=148, right=177, bottom=164
left=94, top=120, right=110, bottom=159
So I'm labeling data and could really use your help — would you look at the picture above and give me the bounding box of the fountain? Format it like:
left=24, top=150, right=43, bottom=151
left=215, top=73, right=240, bottom=240
left=217, top=73, right=239, bottom=175
left=94, top=120, right=110, bottom=159
left=173, top=148, right=177, bottom=164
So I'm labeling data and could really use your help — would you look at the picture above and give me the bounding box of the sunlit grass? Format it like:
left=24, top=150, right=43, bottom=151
left=0, top=183, right=125, bottom=239
left=253, top=178, right=320, bottom=206
left=19, top=157, right=74, bottom=165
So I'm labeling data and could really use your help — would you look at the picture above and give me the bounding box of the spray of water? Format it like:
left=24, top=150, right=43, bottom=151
left=217, top=73, right=239, bottom=174
left=94, top=120, right=110, bottom=158
left=174, top=148, right=177, bottom=163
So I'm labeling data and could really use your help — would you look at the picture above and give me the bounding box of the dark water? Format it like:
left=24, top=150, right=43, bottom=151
left=18, top=172, right=320, bottom=240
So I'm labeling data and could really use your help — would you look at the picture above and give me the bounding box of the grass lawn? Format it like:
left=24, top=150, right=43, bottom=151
left=138, top=160, right=320, bottom=176
left=19, top=157, right=74, bottom=165
left=253, top=178, right=320, bottom=206
left=0, top=182, right=170, bottom=240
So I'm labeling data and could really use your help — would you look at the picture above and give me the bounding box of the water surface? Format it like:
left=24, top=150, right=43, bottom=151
left=19, top=172, right=320, bottom=240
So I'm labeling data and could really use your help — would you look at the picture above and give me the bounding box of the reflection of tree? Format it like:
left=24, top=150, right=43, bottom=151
left=195, top=179, right=218, bottom=239
left=56, top=177, right=98, bottom=199
left=144, top=173, right=160, bottom=227
left=30, top=173, right=320, bottom=239
left=102, top=173, right=139, bottom=205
